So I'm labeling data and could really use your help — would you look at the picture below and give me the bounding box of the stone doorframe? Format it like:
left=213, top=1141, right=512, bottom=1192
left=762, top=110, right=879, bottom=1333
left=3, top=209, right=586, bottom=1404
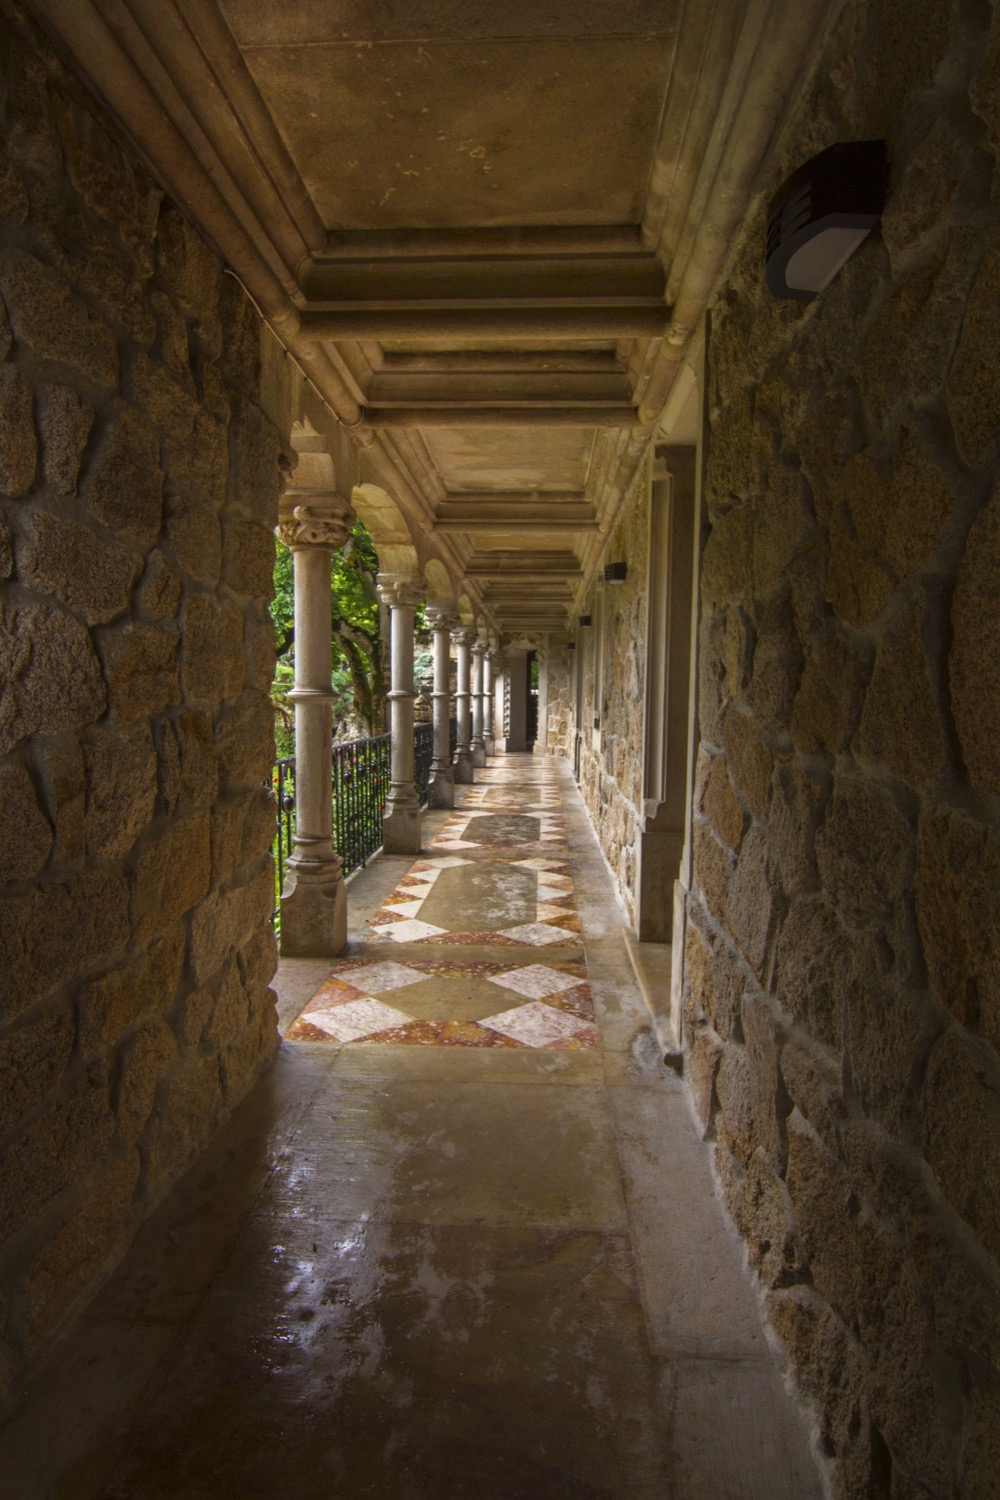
left=634, top=445, right=697, bottom=944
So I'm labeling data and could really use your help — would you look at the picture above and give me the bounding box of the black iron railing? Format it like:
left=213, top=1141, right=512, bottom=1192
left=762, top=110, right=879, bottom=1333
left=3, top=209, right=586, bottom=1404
left=414, top=720, right=434, bottom=804
left=332, top=731, right=391, bottom=876
left=272, top=720, right=458, bottom=928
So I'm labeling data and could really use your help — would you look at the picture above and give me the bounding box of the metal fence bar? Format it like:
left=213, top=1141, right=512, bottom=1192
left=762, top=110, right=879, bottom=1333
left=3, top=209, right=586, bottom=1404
left=413, top=720, right=434, bottom=805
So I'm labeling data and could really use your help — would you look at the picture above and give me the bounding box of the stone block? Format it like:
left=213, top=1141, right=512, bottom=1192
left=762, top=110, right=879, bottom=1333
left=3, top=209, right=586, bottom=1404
left=724, top=823, right=781, bottom=982
left=720, top=604, right=754, bottom=701
left=156, top=200, right=222, bottom=351
left=84, top=401, right=163, bottom=549
left=0, top=366, right=37, bottom=496
left=0, top=1003, right=74, bottom=1139
left=716, top=1041, right=754, bottom=1164
left=203, top=956, right=250, bottom=1049
left=150, top=289, right=193, bottom=391
left=0, top=760, right=53, bottom=883
left=114, top=1015, right=177, bottom=1144
left=229, top=396, right=282, bottom=525
left=921, top=1027, right=1000, bottom=1264
left=18, top=1148, right=140, bottom=1353
left=182, top=593, right=243, bottom=704
left=219, top=1007, right=276, bottom=1102
left=705, top=395, right=753, bottom=512
left=780, top=1037, right=844, bottom=1151
left=223, top=513, right=276, bottom=598
left=131, top=814, right=211, bottom=944
left=691, top=820, right=731, bottom=928
left=169, top=407, right=230, bottom=500
left=0, top=248, right=118, bottom=394
left=753, top=465, right=815, bottom=598
left=214, top=691, right=274, bottom=790
left=0, top=524, right=11, bottom=578
left=220, top=279, right=262, bottom=393
left=785, top=1113, right=857, bottom=1325
left=17, top=507, right=141, bottom=625
left=791, top=627, right=871, bottom=755
left=150, top=1054, right=223, bottom=1188
left=700, top=503, right=753, bottom=610
left=825, top=456, right=896, bottom=626
left=774, top=899, right=849, bottom=1053
left=749, top=588, right=802, bottom=734
left=723, top=707, right=771, bottom=819
left=82, top=723, right=158, bottom=861
left=697, top=612, right=728, bottom=746
left=949, top=236, right=1000, bottom=466
left=188, top=868, right=273, bottom=985
left=685, top=923, right=713, bottom=1023
left=857, top=594, right=943, bottom=787
left=881, top=436, right=952, bottom=583
left=734, top=1145, right=805, bottom=1290
left=50, top=91, right=160, bottom=274
left=211, top=795, right=247, bottom=886
left=794, top=387, right=864, bottom=524
left=78, top=927, right=185, bottom=1057
left=768, top=757, right=823, bottom=898
left=0, top=601, right=106, bottom=755
left=127, top=351, right=199, bottom=447
left=0, top=135, right=29, bottom=228
left=950, top=476, right=1000, bottom=796
left=98, top=621, right=180, bottom=723
left=135, top=551, right=181, bottom=622
left=239, top=922, right=278, bottom=1003
left=244, top=603, right=276, bottom=692
left=37, top=384, right=94, bottom=496
left=154, top=708, right=217, bottom=814
left=165, top=494, right=221, bottom=585
left=815, top=775, right=911, bottom=926
left=916, top=807, right=1000, bottom=1050
left=700, top=753, right=745, bottom=852
left=742, top=993, right=788, bottom=1172
left=1, top=1069, right=117, bottom=1245
left=37, top=736, right=85, bottom=865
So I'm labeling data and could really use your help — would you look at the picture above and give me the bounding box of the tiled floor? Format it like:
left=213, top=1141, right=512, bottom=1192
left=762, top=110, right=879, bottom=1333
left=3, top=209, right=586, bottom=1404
left=0, top=753, right=828, bottom=1500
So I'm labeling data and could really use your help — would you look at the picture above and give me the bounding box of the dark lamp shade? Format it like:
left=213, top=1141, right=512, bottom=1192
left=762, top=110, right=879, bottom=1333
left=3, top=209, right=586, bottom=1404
left=765, top=140, right=888, bottom=302
left=579, top=614, right=592, bottom=628
left=604, top=561, right=628, bottom=584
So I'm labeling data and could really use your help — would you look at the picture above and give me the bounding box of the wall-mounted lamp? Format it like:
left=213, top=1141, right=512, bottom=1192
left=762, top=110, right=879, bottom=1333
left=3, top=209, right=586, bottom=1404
left=765, top=140, right=888, bottom=302
left=567, top=641, right=576, bottom=652
left=604, top=561, right=628, bottom=585
left=579, top=614, right=592, bottom=628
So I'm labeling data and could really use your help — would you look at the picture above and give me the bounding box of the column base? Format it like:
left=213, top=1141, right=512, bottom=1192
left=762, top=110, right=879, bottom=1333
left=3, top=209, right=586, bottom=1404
left=279, top=860, right=347, bottom=958
left=471, top=740, right=486, bottom=768
left=427, top=769, right=455, bottom=809
left=383, top=801, right=422, bottom=855
left=484, top=734, right=495, bottom=757
left=453, top=749, right=474, bottom=784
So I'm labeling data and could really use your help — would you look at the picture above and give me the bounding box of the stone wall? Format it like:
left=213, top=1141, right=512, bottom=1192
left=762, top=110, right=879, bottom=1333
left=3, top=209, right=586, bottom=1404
left=544, top=641, right=574, bottom=759
left=0, top=2, right=283, bottom=1403
left=682, top=0, right=1000, bottom=1492
left=575, top=461, right=649, bottom=925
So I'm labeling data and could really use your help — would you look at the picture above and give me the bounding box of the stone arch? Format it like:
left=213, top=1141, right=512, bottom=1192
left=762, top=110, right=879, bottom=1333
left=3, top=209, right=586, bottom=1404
left=351, top=482, right=420, bottom=577
left=423, top=557, right=455, bottom=607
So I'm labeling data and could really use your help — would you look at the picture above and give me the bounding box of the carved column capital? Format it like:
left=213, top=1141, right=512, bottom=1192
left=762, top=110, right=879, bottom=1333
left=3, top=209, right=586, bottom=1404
left=425, top=605, right=458, bottom=633
left=277, top=496, right=354, bottom=550
left=377, top=572, right=423, bottom=609
left=451, top=624, right=477, bottom=647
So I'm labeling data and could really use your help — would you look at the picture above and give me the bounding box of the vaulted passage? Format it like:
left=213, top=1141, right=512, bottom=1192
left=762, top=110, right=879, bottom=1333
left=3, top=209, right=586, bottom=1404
left=0, top=754, right=823, bottom=1496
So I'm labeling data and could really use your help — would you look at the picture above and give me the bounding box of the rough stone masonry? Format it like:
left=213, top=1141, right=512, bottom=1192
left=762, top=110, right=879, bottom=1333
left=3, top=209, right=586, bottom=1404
left=0, top=1, right=285, bottom=1404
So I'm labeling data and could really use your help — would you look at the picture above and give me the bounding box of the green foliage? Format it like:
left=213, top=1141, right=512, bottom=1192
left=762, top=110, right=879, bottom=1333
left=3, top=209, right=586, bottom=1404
left=269, top=517, right=388, bottom=746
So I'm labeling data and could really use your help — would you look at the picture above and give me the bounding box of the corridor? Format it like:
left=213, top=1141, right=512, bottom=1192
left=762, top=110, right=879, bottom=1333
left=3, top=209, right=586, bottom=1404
left=0, top=756, right=823, bottom=1499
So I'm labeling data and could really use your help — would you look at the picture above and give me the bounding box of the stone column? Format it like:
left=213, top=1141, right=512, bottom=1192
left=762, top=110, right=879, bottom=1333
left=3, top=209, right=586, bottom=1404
left=277, top=495, right=354, bottom=957
left=378, top=574, right=423, bottom=855
left=483, top=646, right=496, bottom=756
left=470, top=633, right=487, bottom=768
left=452, top=624, right=475, bottom=784
left=425, top=605, right=456, bottom=809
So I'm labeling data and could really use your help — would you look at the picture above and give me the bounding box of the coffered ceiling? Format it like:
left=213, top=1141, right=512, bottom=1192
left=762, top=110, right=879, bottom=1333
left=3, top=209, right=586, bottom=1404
left=27, top=0, right=838, bottom=634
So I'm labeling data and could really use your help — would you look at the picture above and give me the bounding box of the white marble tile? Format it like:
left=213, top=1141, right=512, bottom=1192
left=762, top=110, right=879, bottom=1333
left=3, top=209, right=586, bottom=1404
left=304, top=998, right=414, bottom=1042
left=371, top=917, right=448, bottom=943
left=335, top=961, right=426, bottom=993
left=421, top=857, right=472, bottom=870
left=480, top=1001, right=591, bottom=1047
left=535, top=901, right=574, bottom=921
left=488, top=964, right=582, bottom=1000
left=498, top=922, right=572, bottom=946
left=384, top=898, right=425, bottom=918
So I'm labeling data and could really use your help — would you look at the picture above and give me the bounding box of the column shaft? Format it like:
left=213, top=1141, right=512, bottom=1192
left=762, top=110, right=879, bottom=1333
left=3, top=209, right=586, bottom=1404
left=483, top=649, right=496, bottom=756
left=426, top=608, right=456, bottom=808
left=452, top=627, right=474, bottom=783
left=380, top=575, right=423, bottom=855
left=470, top=639, right=486, bottom=768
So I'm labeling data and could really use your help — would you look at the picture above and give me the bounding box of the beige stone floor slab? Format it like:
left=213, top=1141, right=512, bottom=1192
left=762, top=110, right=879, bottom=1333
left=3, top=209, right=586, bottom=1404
left=0, top=754, right=827, bottom=1500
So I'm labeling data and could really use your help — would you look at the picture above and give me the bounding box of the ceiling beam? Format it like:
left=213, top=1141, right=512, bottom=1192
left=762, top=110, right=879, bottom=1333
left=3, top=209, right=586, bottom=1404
left=367, top=406, right=640, bottom=429
left=298, top=307, right=669, bottom=342
left=433, top=518, right=599, bottom=533
left=367, top=372, right=633, bottom=407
